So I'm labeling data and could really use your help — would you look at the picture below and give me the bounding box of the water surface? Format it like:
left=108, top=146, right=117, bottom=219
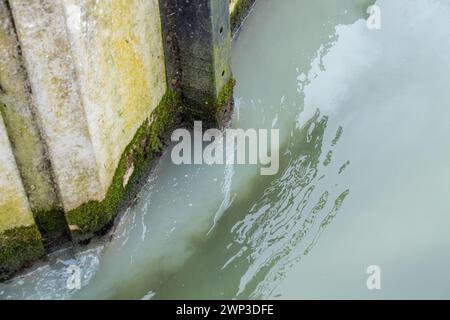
left=1, top=0, right=450, bottom=299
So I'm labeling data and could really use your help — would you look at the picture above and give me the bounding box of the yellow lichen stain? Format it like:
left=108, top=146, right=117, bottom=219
left=0, top=5, right=59, bottom=213
left=84, top=0, right=166, bottom=192
left=0, top=106, right=58, bottom=211
left=109, top=0, right=150, bottom=134
left=0, top=187, right=34, bottom=233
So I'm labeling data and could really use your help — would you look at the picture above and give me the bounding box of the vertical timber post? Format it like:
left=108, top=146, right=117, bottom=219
left=159, top=0, right=234, bottom=128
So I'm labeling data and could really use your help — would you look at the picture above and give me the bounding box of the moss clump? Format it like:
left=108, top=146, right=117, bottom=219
left=182, top=77, right=236, bottom=129
left=215, top=77, right=236, bottom=126
left=217, top=77, right=236, bottom=110
left=33, top=208, right=70, bottom=250
left=0, top=225, right=44, bottom=281
left=66, top=90, right=180, bottom=240
left=230, top=0, right=257, bottom=34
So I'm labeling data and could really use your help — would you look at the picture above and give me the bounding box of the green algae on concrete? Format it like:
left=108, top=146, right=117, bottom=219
left=0, top=112, right=44, bottom=281
left=159, top=0, right=233, bottom=129
left=66, top=90, right=180, bottom=241
left=218, top=77, right=236, bottom=109
left=32, top=208, right=69, bottom=249
left=0, top=0, right=234, bottom=276
left=63, top=0, right=167, bottom=198
left=0, top=0, right=68, bottom=247
left=181, top=77, right=236, bottom=129
left=9, top=0, right=104, bottom=212
left=0, top=1, right=59, bottom=213
left=211, top=0, right=233, bottom=96
left=0, top=115, right=37, bottom=234
left=230, top=0, right=257, bottom=34
left=0, top=225, right=44, bottom=281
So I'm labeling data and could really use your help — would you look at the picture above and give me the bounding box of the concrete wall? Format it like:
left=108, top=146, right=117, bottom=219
left=159, top=0, right=233, bottom=127
left=0, top=109, right=44, bottom=279
left=0, top=116, right=36, bottom=234
left=0, top=0, right=239, bottom=279
left=62, top=0, right=166, bottom=196
left=9, top=0, right=104, bottom=212
left=229, top=0, right=257, bottom=34
left=1, top=0, right=167, bottom=276
left=5, top=0, right=166, bottom=213
left=0, top=1, right=60, bottom=215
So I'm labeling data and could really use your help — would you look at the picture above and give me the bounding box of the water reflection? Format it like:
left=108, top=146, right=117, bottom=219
left=225, top=111, right=350, bottom=298
left=0, top=0, right=370, bottom=299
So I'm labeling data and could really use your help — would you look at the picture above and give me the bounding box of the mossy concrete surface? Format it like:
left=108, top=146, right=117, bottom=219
left=0, top=0, right=60, bottom=213
left=0, top=116, right=36, bottom=234
left=9, top=0, right=104, bottom=212
left=0, top=225, right=44, bottom=281
left=182, top=77, right=236, bottom=129
left=0, top=0, right=68, bottom=247
left=0, top=114, right=44, bottom=280
left=63, top=0, right=167, bottom=197
left=66, top=90, right=180, bottom=241
left=230, top=0, right=257, bottom=34
left=0, top=0, right=236, bottom=278
left=159, top=0, right=233, bottom=129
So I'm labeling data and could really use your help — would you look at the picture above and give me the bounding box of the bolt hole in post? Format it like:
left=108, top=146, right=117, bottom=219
left=222, top=70, right=225, bottom=77
left=220, top=26, right=223, bottom=34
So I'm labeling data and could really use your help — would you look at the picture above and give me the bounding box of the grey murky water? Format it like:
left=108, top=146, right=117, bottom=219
left=2, top=0, right=450, bottom=299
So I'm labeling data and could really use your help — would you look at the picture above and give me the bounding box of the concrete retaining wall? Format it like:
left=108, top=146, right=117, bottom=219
left=63, top=0, right=167, bottom=198
left=0, top=109, right=44, bottom=279
left=0, top=0, right=244, bottom=279
left=230, top=0, right=257, bottom=34
left=159, top=0, right=233, bottom=128
left=1, top=0, right=168, bottom=277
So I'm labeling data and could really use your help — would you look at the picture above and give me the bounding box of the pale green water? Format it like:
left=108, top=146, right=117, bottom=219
left=2, top=0, right=450, bottom=299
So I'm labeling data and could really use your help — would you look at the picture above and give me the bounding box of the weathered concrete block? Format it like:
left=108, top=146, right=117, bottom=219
left=9, top=0, right=103, bottom=213
left=160, top=0, right=233, bottom=127
left=229, top=0, right=257, bottom=34
left=0, top=114, right=44, bottom=280
left=62, top=0, right=167, bottom=197
left=2, top=0, right=168, bottom=242
left=0, top=0, right=68, bottom=247
left=61, top=0, right=168, bottom=238
left=0, top=0, right=236, bottom=276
